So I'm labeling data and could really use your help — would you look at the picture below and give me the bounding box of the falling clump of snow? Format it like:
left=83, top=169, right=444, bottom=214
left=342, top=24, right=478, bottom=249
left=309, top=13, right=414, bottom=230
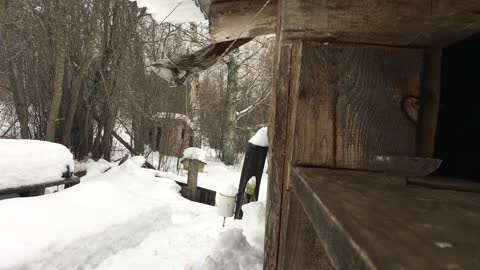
left=183, top=147, right=207, bottom=163
left=0, top=139, right=74, bottom=189
left=248, top=127, right=268, bottom=147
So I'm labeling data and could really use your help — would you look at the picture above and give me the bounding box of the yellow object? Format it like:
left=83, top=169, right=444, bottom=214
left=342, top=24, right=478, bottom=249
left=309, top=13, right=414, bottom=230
left=246, top=182, right=255, bottom=195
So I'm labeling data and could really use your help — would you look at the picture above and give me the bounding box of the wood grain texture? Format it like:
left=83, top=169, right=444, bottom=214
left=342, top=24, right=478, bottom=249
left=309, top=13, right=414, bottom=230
left=280, top=0, right=480, bottom=46
left=417, top=49, right=442, bottom=158
left=292, top=166, right=480, bottom=270
left=291, top=42, right=422, bottom=171
left=205, top=0, right=480, bottom=45
left=280, top=195, right=334, bottom=270
left=209, top=0, right=276, bottom=42
left=267, top=37, right=335, bottom=269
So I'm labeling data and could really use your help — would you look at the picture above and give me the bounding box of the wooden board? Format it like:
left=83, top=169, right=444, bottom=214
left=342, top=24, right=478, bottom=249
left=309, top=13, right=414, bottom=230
left=264, top=39, right=296, bottom=270
left=292, top=166, right=480, bottom=270
left=280, top=0, right=480, bottom=46
left=206, top=0, right=480, bottom=46
left=0, top=177, right=80, bottom=197
left=291, top=42, right=423, bottom=171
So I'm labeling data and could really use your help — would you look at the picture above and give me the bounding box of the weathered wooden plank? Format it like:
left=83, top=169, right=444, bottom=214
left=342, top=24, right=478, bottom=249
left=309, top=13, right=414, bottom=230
left=209, top=0, right=276, bottom=42
left=264, top=38, right=294, bottom=269
left=292, top=166, right=480, bottom=270
left=206, top=0, right=480, bottom=46
left=280, top=0, right=480, bottom=46
left=0, top=177, right=80, bottom=197
left=287, top=42, right=423, bottom=173
left=332, top=44, right=422, bottom=169
left=268, top=38, right=335, bottom=269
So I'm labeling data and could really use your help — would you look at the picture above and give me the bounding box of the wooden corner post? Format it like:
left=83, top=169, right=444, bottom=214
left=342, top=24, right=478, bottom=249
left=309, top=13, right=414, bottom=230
left=187, top=159, right=199, bottom=201
left=265, top=1, right=441, bottom=269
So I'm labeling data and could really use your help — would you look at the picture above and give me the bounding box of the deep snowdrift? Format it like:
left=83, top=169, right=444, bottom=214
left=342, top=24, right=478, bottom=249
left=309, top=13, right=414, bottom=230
left=0, top=139, right=74, bottom=189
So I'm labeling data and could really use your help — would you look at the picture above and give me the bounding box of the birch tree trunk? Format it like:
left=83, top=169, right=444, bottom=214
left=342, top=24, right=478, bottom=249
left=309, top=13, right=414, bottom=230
left=222, top=57, right=239, bottom=165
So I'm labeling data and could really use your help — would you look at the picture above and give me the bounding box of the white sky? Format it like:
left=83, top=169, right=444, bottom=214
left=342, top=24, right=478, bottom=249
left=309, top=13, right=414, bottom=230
left=134, top=0, right=206, bottom=23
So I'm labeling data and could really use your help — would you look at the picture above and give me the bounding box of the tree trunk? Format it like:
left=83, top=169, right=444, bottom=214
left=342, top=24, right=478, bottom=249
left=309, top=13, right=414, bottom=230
left=222, top=58, right=238, bottom=165
left=3, top=0, right=29, bottom=139
left=46, top=28, right=66, bottom=142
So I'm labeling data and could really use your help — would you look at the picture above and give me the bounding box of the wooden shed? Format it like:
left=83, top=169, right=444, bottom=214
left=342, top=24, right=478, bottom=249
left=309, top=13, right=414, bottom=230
left=150, top=112, right=194, bottom=158
left=156, top=1, right=480, bottom=269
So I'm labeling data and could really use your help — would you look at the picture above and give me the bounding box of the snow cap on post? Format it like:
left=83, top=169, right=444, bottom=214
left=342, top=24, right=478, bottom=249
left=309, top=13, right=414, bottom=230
left=182, top=147, right=207, bottom=163
left=248, top=127, right=268, bottom=147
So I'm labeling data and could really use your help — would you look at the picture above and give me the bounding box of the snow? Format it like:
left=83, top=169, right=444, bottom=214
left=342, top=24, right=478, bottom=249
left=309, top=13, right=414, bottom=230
left=133, top=0, right=206, bottom=23
left=241, top=201, right=265, bottom=252
left=0, top=139, right=74, bottom=190
left=0, top=155, right=266, bottom=270
left=219, top=184, right=238, bottom=197
left=183, top=147, right=207, bottom=163
left=248, top=127, right=269, bottom=147
left=197, top=229, right=263, bottom=270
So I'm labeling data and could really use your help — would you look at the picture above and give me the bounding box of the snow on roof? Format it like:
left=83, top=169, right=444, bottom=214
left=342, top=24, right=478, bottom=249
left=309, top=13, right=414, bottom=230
left=134, top=0, right=206, bottom=23
left=182, top=147, right=206, bottom=163
left=248, top=127, right=268, bottom=147
left=0, top=139, right=74, bottom=190
left=153, top=112, right=194, bottom=128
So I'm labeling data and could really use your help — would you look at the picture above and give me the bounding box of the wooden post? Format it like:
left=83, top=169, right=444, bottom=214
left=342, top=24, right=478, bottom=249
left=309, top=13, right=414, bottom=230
left=187, top=159, right=199, bottom=201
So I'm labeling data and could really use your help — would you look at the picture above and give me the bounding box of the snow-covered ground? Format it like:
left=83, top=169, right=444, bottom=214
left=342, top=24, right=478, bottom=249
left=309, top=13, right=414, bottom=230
left=0, top=155, right=266, bottom=270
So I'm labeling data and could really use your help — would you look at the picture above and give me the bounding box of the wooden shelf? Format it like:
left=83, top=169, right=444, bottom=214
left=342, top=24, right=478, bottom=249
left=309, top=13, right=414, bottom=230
left=292, top=166, right=480, bottom=270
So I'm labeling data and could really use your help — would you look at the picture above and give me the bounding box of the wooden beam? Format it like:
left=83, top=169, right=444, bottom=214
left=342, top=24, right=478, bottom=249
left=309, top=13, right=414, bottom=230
left=207, top=0, right=480, bottom=46
left=280, top=0, right=480, bottom=46
left=209, top=0, right=276, bottom=42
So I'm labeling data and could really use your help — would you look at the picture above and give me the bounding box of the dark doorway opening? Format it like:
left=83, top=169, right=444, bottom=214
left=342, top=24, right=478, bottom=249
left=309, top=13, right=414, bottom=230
left=435, top=33, right=480, bottom=181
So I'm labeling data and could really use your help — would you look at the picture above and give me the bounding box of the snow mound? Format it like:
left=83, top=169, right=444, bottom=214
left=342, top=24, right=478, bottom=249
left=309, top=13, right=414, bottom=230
left=183, top=147, right=207, bottom=163
left=248, top=127, right=268, bottom=147
left=198, top=229, right=263, bottom=270
left=219, top=184, right=238, bottom=197
left=0, top=139, right=74, bottom=189
left=242, top=201, right=266, bottom=252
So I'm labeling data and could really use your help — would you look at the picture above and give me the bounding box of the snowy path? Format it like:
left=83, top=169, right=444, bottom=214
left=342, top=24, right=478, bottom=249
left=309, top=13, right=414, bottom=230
left=0, top=157, right=265, bottom=270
